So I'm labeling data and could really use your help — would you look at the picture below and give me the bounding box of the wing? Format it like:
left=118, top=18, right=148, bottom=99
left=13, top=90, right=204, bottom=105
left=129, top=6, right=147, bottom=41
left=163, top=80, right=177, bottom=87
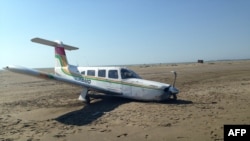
left=4, top=65, right=122, bottom=95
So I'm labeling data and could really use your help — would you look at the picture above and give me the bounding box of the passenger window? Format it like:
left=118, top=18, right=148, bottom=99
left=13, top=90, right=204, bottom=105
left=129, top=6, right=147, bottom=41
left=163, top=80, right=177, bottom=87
left=87, top=70, right=95, bottom=76
left=108, top=70, right=118, bottom=79
left=81, top=71, right=85, bottom=75
left=98, top=70, right=106, bottom=77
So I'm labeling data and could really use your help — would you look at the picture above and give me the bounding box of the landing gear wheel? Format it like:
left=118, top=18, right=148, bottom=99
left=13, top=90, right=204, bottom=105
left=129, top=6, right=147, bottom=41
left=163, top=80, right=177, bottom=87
left=172, top=94, right=177, bottom=101
left=79, top=89, right=91, bottom=105
left=85, top=95, right=91, bottom=105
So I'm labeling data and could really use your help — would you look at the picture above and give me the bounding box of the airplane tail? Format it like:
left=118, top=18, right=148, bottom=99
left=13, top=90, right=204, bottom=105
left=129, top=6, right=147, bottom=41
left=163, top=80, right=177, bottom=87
left=31, top=38, right=78, bottom=74
left=54, top=43, right=69, bottom=67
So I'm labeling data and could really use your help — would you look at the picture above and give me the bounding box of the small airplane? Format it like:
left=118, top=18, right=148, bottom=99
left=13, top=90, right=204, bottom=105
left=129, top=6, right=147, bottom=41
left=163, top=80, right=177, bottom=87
left=4, top=38, right=179, bottom=104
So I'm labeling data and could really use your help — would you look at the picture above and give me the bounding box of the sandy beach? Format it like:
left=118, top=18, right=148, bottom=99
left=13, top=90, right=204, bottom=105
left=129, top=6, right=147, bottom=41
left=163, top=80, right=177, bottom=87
left=0, top=60, right=250, bottom=141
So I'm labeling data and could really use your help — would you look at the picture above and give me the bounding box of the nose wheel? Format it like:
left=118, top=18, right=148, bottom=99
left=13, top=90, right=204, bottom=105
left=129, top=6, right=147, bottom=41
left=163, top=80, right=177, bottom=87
left=172, top=94, right=177, bottom=100
left=168, top=86, right=178, bottom=101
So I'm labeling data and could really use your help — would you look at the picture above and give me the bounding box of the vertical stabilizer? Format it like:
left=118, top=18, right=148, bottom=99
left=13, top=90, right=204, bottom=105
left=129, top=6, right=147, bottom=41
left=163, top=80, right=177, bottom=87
left=31, top=37, right=79, bottom=73
left=54, top=41, right=69, bottom=67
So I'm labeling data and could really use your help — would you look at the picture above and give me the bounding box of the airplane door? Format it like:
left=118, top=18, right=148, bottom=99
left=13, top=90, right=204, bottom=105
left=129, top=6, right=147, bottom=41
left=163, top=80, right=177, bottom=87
left=107, top=70, right=122, bottom=94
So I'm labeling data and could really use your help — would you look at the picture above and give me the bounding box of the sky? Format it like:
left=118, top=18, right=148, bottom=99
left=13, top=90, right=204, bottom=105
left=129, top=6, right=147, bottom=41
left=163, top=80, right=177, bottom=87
left=0, top=0, right=249, bottom=68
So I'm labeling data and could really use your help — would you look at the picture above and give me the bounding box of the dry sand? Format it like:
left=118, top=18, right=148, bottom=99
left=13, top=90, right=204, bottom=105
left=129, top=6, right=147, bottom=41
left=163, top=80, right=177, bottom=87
left=0, top=60, right=250, bottom=141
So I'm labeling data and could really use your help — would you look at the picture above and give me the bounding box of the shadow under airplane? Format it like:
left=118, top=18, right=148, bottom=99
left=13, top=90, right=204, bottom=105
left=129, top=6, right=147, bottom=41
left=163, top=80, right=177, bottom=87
left=55, top=94, right=193, bottom=126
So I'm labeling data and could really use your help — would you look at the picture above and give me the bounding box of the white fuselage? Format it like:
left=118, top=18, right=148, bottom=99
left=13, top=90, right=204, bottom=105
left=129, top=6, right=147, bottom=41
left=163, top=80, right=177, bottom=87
left=55, top=65, right=173, bottom=101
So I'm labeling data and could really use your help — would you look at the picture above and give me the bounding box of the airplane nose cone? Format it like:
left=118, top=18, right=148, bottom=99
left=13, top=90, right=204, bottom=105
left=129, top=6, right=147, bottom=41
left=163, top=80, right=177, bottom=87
left=164, top=86, right=179, bottom=94
left=164, top=86, right=179, bottom=100
left=169, top=86, right=179, bottom=94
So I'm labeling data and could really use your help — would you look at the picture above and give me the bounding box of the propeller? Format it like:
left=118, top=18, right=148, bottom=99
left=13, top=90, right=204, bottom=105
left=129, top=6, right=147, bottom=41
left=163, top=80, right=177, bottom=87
left=171, top=71, right=177, bottom=87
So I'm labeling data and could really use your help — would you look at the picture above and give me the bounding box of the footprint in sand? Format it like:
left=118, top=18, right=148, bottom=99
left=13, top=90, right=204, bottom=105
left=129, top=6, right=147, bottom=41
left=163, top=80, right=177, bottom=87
left=117, top=133, right=128, bottom=138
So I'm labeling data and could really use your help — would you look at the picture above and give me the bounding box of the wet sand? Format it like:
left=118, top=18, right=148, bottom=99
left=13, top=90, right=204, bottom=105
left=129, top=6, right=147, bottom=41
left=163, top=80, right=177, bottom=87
left=1, top=60, right=250, bottom=141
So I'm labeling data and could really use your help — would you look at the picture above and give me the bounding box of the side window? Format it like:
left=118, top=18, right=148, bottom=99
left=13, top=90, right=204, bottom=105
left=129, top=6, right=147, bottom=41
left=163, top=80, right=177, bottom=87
left=98, top=70, right=106, bottom=77
left=121, top=69, right=132, bottom=79
left=108, top=70, right=118, bottom=79
left=87, top=70, right=95, bottom=76
left=81, top=71, right=85, bottom=75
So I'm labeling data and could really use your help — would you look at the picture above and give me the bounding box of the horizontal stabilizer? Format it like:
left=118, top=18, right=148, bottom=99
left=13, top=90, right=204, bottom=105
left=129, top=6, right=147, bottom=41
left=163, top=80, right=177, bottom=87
left=31, top=37, right=79, bottom=50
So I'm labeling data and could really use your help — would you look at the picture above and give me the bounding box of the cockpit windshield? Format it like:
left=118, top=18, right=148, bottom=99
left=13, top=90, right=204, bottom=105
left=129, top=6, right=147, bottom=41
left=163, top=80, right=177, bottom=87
left=121, top=68, right=141, bottom=79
